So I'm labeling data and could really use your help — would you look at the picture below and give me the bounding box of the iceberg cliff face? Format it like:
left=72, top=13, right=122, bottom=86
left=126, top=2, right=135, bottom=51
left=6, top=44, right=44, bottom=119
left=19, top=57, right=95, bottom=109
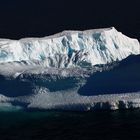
left=0, top=27, right=139, bottom=67
left=0, top=27, right=140, bottom=111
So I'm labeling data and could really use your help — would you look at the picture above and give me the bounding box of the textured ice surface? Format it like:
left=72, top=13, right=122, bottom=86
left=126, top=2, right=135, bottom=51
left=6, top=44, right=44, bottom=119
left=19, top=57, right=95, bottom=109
left=0, top=27, right=140, bottom=111
left=0, top=27, right=139, bottom=67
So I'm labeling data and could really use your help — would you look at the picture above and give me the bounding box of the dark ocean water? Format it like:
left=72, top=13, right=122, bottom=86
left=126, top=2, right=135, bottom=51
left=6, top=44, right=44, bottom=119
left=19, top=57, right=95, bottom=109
left=0, top=110, right=140, bottom=140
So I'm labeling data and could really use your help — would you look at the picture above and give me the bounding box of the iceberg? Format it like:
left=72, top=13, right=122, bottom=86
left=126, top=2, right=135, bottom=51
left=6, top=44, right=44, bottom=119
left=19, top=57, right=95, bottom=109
left=0, top=27, right=140, bottom=111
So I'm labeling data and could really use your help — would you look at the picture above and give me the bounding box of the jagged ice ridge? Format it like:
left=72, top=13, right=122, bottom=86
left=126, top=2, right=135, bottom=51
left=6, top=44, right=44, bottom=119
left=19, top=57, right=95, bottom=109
left=0, top=27, right=139, bottom=67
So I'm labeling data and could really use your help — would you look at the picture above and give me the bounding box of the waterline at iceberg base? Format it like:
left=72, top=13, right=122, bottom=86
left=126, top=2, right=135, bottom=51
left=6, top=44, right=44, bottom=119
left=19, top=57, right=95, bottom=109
left=0, top=27, right=140, bottom=111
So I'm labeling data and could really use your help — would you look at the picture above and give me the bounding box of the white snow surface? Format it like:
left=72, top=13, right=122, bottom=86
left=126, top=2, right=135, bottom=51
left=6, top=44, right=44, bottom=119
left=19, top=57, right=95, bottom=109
left=0, top=27, right=139, bottom=68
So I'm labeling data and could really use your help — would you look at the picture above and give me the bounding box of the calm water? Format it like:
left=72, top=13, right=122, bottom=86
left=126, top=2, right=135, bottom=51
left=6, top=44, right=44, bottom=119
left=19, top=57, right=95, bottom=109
left=0, top=109, right=140, bottom=140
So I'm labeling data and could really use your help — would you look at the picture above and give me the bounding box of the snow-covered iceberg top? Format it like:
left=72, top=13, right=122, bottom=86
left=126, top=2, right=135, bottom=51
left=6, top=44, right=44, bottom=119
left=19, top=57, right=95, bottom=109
left=0, top=27, right=139, bottom=68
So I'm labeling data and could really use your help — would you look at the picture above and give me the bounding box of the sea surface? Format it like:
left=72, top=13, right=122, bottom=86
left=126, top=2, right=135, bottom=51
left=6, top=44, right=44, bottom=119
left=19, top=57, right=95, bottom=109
left=0, top=109, right=140, bottom=140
